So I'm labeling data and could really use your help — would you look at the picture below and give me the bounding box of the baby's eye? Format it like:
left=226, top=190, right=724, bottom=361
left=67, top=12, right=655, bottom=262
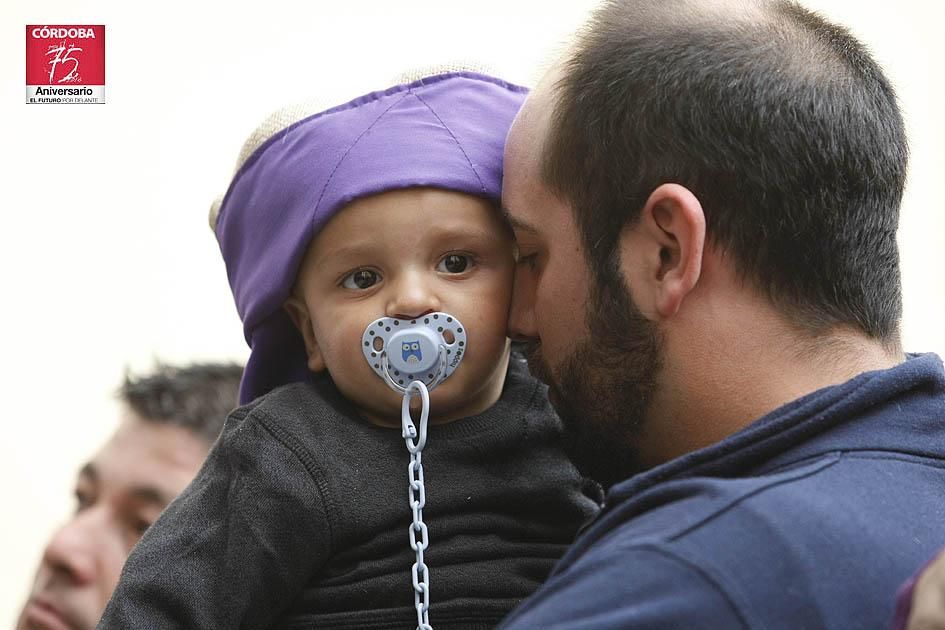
left=437, top=254, right=471, bottom=274
left=341, top=269, right=380, bottom=289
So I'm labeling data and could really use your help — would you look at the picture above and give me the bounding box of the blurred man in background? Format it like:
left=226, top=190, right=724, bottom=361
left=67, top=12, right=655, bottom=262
left=16, top=362, right=242, bottom=630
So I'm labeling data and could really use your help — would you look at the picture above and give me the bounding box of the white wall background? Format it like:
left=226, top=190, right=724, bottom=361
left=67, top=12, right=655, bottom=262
left=1, top=0, right=942, bottom=624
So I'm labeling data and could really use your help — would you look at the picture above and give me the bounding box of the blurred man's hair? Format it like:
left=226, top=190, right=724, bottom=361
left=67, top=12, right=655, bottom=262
left=118, top=362, right=243, bottom=445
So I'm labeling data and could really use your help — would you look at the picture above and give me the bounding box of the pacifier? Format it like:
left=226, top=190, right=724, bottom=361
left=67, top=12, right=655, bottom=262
left=361, top=312, right=467, bottom=393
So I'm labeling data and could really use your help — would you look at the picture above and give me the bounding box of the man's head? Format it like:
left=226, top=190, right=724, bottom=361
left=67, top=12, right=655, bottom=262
left=16, top=362, right=242, bottom=630
left=503, top=0, right=908, bottom=486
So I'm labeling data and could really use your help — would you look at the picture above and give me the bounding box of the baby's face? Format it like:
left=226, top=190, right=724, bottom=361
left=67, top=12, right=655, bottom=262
left=288, top=188, right=515, bottom=426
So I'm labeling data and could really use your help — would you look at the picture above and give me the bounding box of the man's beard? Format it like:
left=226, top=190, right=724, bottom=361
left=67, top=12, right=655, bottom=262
left=526, top=272, right=662, bottom=489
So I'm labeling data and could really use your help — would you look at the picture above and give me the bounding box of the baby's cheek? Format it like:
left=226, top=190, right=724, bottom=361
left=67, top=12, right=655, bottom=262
left=465, top=314, right=509, bottom=370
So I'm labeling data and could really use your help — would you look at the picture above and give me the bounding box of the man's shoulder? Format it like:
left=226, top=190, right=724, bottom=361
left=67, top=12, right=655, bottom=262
left=508, top=450, right=945, bottom=628
left=601, top=449, right=938, bottom=569
left=502, top=460, right=837, bottom=628
left=620, top=447, right=944, bottom=549
left=604, top=454, right=842, bottom=541
left=499, top=535, right=746, bottom=628
left=501, top=457, right=847, bottom=628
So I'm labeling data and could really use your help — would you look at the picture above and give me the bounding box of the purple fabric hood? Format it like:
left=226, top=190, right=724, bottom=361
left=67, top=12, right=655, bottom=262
left=214, top=72, right=528, bottom=403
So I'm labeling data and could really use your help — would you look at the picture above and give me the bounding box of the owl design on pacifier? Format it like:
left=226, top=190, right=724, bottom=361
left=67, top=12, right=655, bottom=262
left=402, top=340, right=423, bottom=364
left=362, top=312, right=467, bottom=393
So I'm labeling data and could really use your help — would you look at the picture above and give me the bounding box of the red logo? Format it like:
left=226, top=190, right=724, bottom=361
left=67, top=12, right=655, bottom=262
left=26, top=25, right=105, bottom=104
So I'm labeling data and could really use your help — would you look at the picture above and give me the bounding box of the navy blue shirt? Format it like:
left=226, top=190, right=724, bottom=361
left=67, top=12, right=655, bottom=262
left=500, top=353, right=945, bottom=629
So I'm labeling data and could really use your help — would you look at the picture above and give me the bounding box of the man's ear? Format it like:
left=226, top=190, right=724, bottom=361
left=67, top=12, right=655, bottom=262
left=283, top=296, right=327, bottom=373
left=619, top=183, right=706, bottom=319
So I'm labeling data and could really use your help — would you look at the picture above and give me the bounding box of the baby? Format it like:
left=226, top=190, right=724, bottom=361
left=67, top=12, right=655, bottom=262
left=99, top=67, right=600, bottom=629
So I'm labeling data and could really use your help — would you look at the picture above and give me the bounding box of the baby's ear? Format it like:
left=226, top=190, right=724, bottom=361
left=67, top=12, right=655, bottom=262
left=283, top=297, right=326, bottom=373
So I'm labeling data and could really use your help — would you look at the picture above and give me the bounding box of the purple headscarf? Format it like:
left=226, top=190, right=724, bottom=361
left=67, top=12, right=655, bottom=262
left=214, top=72, right=528, bottom=404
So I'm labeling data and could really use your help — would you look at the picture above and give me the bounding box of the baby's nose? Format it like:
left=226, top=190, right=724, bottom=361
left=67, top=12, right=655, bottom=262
left=386, top=275, right=441, bottom=320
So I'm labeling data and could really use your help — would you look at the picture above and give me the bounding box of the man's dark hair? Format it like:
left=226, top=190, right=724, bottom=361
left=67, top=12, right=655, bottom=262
left=543, top=0, right=908, bottom=342
left=118, top=362, right=244, bottom=445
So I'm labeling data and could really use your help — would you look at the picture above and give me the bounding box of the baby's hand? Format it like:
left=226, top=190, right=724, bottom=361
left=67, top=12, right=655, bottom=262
left=906, top=548, right=945, bottom=630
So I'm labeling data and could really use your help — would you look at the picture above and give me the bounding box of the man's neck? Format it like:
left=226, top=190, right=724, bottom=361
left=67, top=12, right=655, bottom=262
left=637, top=301, right=904, bottom=469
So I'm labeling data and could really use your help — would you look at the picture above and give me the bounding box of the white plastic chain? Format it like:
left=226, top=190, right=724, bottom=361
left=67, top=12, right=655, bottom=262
left=402, top=380, right=432, bottom=630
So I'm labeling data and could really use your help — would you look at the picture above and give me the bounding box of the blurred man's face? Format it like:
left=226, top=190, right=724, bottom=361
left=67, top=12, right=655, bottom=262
left=16, top=411, right=208, bottom=630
